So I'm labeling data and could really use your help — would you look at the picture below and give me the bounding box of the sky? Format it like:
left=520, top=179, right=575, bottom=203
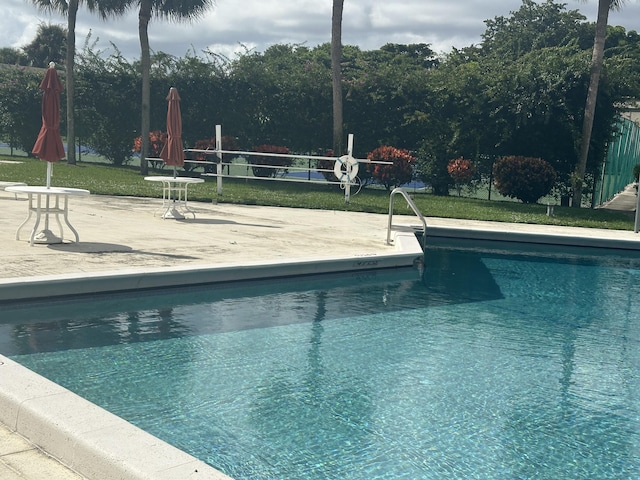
left=3, top=0, right=640, bottom=61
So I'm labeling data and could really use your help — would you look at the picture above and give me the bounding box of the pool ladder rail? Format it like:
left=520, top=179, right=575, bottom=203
left=386, top=187, right=427, bottom=248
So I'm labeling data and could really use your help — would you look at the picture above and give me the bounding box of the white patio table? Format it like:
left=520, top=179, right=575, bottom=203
left=6, top=185, right=90, bottom=246
left=144, top=176, right=204, bottom=219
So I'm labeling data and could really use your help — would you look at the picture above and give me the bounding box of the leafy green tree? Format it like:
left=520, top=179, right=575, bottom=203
left=573, top=0, right=628, bottom=207
left=229, top=44, right=333, bottom=151
left=75, top=45, right=139, bottom=165
left=22, top=23, right=67, bottom=67
left=128, top=0, right=212, bottom=176
left=332, top=0, right=344, bottom=155
left=0, top=66, right=44, bottom=154
left=30, top=0, right=128, bottom=165
left=0, top=47, right=29, bottom=66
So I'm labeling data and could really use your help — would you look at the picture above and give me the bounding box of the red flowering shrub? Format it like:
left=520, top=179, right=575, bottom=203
left=317, top=149, right=337, bottom=182
left=447, top=157, right=475, bottom=196
left=366, top=146, right=416, bottom=191
left=493, top=155, right=557, bottom=204
left=251, top=144, right=291, bottom=177
left=132, top=130, right=166, bottom=158
left=187, top=136, right=239, bottom=172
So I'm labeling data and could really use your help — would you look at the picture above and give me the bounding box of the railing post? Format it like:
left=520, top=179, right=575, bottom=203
left=216, top=124, right=223, bottom=196
left=344, top=134, right=354, bottom=203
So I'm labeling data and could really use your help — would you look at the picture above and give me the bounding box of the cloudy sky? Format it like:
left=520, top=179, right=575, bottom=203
left=4, top=0, right=640, bottom=61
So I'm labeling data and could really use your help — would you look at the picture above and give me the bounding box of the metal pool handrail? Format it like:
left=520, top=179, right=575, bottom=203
left=387, top=187, right=427, bottom=248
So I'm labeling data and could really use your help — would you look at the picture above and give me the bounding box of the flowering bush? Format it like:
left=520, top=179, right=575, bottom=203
left=366, top=146, right=416, bottom=191
left=132, top=130, right=166, bottom=158
left=187, top=136, right=239, bottom=172
left=251, top=144, right=291, bottom=177
left=493, top=155, right=557, bottom=204
left=447, top=157, right=475, bottom=196
left=317, top=149, right=337, bottom=182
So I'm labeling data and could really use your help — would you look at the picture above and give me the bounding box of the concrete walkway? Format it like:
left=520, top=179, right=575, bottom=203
left=0, top=186, right=639, bottom=480
left=597, top=182, right=639, bottom=217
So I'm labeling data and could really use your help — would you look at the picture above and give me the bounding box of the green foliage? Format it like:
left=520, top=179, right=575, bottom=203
left=22, top=23, right=67, bottom=67
left=0, top=47, right=28, bottom=66
left=633, top=164, right=640, bottom=181
left=366, top=145, right=416, bottom=191
left=75, top=44, right=139, bottom=166
left=0, top=65, right=43, bottom=153
left=493, top=155, right=557, bottom=204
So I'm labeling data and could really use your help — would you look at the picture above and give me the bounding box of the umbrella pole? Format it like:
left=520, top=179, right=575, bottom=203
left=46, top=162, right=52, bottom=188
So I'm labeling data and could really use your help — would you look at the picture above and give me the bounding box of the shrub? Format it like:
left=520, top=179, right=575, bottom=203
left=366, top=145, right=416, bottom=191
left=493, top=155, right=557, bottom=204
left=317, top=149, right=337, bottom=183
left=251, top=144, right=291, bottom=177
left=447, top=157, right=475, bottom=196
left=187, top=136, right=239, bottom=172
left=132, top=131, right=167, bottom=169
left=632, top=164, right=640, bottom=182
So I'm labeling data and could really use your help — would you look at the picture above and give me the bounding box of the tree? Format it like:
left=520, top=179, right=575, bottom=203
left=0, top=66, right=43, bottom=154
left=0, top=47, right=29, bottom=66
left=331, top=0, right=344, bottom=155
left=22, top=23, right=67, bottom=67
left=30, top=0, right=128, bottom=166
left=573, top=0, right=626, bottom=207
left=75, top=43, right=140, bottom=165
left=129, top=0, right=213, bottom=176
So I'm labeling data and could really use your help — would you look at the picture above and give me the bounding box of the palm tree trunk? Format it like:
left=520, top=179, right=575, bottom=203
left=66, top=0, right=78, bottom=165
left=331, top=0, right=344, bottom=155
left=139, top=0, right=152, bottom=176
left=573, top=0, right=610, bottom=207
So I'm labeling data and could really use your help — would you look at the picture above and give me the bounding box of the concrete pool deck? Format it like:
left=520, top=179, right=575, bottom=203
left=1, top=188, right=639, bottom=479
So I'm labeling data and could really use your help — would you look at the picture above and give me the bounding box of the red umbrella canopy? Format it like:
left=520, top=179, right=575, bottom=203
left=32, top=63, right=65, bottom=163
left=159, top=87, right=184, bottom=167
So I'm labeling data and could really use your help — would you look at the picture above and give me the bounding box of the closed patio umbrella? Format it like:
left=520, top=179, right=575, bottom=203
left=159, top=87, right=184, bottom=178
left=32, top=62, right=65, bottom=188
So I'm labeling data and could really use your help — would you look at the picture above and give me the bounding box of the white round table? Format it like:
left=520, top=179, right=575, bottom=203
left=144, top=176, right=204, bottom=219
left=5, top=185, right=90, bottom=246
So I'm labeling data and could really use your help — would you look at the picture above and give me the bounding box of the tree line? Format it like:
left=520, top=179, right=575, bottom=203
left=1, top=1, right=639, bottom=201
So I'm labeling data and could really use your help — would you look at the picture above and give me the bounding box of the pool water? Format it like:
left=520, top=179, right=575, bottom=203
left=3, top=245, right=640, bottom=480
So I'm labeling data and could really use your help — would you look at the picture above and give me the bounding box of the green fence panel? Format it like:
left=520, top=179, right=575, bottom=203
left=595, top=117, right=640, bottom=206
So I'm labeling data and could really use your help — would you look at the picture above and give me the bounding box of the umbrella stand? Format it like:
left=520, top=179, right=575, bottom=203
left=35, top=162, right=62, bottom=243
left=163, top=165, right=185, bottom=219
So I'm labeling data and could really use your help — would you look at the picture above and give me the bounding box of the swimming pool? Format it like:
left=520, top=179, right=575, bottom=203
left=3, top=242, right=640, bottom=480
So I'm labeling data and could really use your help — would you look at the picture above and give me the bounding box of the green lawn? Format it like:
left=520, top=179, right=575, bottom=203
left=0, top=154, right=634, bottom=231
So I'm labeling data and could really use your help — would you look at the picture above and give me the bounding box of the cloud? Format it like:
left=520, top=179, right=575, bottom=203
left=2, top=0, right=640, bottom=61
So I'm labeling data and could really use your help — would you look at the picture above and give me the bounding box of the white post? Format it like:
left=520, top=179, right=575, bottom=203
left=216, top=124, right=223, bottom=196
left=46, top=162, right=52, bottom=188
left=344, top=134, right=354, bottom=203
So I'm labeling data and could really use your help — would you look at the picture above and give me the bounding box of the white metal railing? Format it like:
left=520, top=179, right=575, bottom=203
left=169, top=125, right=391, bottom=203
left=386, top=187, right=427, bottom=248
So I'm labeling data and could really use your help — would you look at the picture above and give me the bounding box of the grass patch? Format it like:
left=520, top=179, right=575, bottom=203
left=0, top=155, right=634, bottom=231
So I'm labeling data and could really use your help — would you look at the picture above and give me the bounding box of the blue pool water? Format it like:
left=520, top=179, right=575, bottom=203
left=3, top=243, right=640, bottom=479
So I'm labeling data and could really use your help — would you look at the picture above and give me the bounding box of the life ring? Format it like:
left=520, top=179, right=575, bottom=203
left=334, top=155, right=359, bottom=182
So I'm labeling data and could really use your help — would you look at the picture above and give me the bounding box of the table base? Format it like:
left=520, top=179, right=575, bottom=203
left=15, top=193, right=79, bottom=246
left=33, top=229, right=63, bottom=245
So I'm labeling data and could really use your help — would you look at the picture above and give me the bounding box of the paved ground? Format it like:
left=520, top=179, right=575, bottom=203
left=0, top=183, right=638, bottom=479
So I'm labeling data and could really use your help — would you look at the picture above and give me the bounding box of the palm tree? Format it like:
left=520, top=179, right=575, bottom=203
left=331, top=0, right=344, bottom=155
left=31, top=0, right=127, bottom=166
left=132, top=0, right=212, bottom=175
left=573, top=0, right=626, bottom=207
